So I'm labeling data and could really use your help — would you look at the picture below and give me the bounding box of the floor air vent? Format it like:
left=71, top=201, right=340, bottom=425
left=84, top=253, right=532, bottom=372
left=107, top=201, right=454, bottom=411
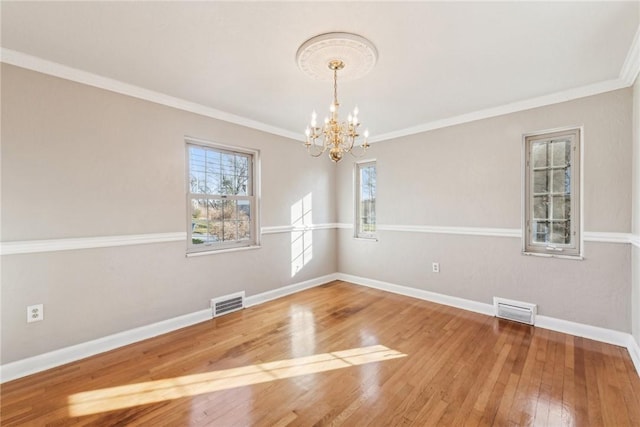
left=493, top=297, right=537, bottom=325
left=211, top=291, right=245, bottom=317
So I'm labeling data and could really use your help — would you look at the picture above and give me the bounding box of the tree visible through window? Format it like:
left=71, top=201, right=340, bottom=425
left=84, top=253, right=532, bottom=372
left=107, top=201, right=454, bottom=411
left=187, top=140, right=257, bottom=252
left=356, top=161, right=376, bottom=238
left=524, top=128, right=580, bottom=257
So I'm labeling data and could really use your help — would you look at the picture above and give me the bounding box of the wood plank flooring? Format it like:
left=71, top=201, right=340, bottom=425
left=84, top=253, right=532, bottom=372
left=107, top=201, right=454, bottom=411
left=2, top=280, right=640, bottom=426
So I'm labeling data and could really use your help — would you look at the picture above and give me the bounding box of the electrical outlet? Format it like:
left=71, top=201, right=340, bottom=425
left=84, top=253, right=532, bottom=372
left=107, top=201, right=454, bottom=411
left=432, top=262, right=440, bottom=273
left=27, top=304, right=44, bottom=323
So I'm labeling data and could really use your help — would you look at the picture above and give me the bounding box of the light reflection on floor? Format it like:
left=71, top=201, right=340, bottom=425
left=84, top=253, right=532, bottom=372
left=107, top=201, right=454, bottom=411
left=290, top=305, right=316, bottom=358
left=67, top=344, right=406, bottom=417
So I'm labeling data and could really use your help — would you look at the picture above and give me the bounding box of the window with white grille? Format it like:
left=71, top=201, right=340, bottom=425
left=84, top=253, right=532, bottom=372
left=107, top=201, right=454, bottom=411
left=355, top=160, right=376, bottom=239
left=186, top=139, right=259, bottom=253
left=523, top=128, right=581, bottom=258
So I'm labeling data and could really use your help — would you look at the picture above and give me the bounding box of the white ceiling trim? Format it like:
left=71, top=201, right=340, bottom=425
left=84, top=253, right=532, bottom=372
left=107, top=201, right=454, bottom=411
left=620, top=27, right=640, bottom=86
left=2, top=24, right=639, bottom=146
left=369, top=78, right=627, bottom=143
left=0, top=48, right=301, bottom=142
left=371, top=24, right=639, bottom=143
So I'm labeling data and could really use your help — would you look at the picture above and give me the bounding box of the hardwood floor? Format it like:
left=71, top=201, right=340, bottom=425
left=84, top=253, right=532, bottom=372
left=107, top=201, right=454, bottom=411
left=2, top=280, right=640, bottom=426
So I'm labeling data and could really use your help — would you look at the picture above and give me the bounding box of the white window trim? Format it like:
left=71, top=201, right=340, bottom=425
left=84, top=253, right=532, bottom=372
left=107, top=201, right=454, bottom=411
left=185, top=136, right=261, bottom=255
left=521, top=126, right=583, bottom=260
left=354, top=159, right=377, bottom=240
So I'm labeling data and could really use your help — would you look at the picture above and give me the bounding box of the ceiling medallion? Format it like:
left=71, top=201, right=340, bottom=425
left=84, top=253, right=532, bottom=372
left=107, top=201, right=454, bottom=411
left=296, top=32, right=378, bottom=81
left=296, top=32, right=378, bottom=162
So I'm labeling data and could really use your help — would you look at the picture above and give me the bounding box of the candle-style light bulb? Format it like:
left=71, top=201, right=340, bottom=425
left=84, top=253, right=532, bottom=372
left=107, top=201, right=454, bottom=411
left=329, top=104, right=336, bottom=113
left=310, top=110, right=317, bottom=127
left=353, top=106, right=359, bottom=116
left=364, top=129, right=369, bottom=139
left=348, top=113, right=353, bottom=123
left=305, top=127, right=311, bottom=137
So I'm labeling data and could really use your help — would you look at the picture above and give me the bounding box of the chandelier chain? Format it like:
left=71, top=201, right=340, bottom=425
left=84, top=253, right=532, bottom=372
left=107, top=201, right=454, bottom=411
left=333, top=68, right=339, bottom=106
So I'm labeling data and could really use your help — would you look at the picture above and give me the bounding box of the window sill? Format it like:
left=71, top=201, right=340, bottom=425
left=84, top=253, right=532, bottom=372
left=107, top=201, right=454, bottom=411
left=354, top=236, right=378, bottom=242
left=522, top=251, right=583, bottom=261
left=186, top=245, right=261, bottom=258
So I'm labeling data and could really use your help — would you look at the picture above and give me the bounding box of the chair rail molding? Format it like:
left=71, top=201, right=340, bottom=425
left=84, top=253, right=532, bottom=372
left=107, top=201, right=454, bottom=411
left=2, top=226, right=633, bottom=255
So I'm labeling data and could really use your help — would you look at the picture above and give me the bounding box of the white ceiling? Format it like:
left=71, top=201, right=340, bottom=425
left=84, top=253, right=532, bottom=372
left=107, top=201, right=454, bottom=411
left=2, top=2, right=639, bottom=142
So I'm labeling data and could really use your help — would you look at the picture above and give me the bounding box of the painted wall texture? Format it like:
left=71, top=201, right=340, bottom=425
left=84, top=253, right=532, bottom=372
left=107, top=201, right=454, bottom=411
left=632, top=76, right=640, bottom=346
left=337, top=88, right=633, bottom=332
left=1, top=63, right=636, bottom=365
left=1, top=64, right=337, bottom=363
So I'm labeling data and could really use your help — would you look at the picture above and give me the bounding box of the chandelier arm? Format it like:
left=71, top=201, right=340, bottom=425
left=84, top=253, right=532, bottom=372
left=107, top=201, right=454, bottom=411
left=348, top=144, right=369, bottom=158
left=308, top=148, right=327, bottom=158
left=345, top=124, right=357, bottom=152
left=306, top=140, right=328, bottom=157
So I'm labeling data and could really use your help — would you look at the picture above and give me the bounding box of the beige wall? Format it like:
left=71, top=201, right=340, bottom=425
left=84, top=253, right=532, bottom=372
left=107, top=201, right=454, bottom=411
left=633, top=76, right=640, bottom=346
left=1, top=64, right=337, bottom=363
left=337, top=88, right=633, bottom=331
left=1, top=66, right=336, bottom=240
left=1, top=63, right=637, bottom=365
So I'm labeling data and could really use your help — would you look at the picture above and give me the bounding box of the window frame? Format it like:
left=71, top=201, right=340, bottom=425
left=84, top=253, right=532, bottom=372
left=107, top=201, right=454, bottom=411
left=522, top=127, right=582, bottom=259
left=354, top=159, right=377, bottom=240
left=185, top=137, right=261, bottom=255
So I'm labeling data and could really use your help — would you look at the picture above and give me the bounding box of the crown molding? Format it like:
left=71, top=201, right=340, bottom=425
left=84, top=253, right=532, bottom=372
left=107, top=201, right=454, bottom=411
left=0, top=48, right=301, bottom=142
left=620, top=26, right=640, bottom=86
left=372, top=24, right=640, bottom=143
left=370, top=78, right=627, bottom=143
left=3, top=21, right=639, bottom=146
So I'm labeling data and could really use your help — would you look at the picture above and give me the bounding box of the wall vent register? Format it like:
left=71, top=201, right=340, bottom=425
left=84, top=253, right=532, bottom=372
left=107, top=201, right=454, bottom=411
left=211, top=291, right=245, bottom=317
left=493, top=297, right=537, bottom=325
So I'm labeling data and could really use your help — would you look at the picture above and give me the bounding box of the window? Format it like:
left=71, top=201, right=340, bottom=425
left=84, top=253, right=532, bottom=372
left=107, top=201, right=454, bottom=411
left=186, top=139, right=259, bottom=253
left=355, top=160, right=376, bottom=239
left=523, top=128, right=581, bottom=258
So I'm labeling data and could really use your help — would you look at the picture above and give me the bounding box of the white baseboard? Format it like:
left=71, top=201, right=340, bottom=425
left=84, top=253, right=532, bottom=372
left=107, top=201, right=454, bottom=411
left=337, top=272, right=639, bottom=376
left=0, top=308, right=212, bottom=383
left=535, top=315, right=629, bottom=347
left=0, top=273, right=338, bottom=383
left=336, top=273, right=495, bottom=316
left=2, top=271, right=637, bottom=382
left=245, top=273, right=339, bottom=307
left=628, top=335, right=640, bottom=375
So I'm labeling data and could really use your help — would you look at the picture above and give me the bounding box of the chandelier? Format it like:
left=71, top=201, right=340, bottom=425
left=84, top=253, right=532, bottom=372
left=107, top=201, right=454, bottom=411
left=296, top=33, right=378, bottom=162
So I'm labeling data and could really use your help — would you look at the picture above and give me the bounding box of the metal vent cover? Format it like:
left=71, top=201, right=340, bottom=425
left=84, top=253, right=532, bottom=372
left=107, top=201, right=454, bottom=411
left=211, top=291, right=245, bottom=317
left=493, top=297, right=537, bottom=325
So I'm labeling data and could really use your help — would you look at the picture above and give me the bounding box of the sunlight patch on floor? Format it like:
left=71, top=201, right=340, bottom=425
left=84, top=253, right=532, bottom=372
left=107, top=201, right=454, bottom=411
left=67, top=344, right=406, bottom=417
